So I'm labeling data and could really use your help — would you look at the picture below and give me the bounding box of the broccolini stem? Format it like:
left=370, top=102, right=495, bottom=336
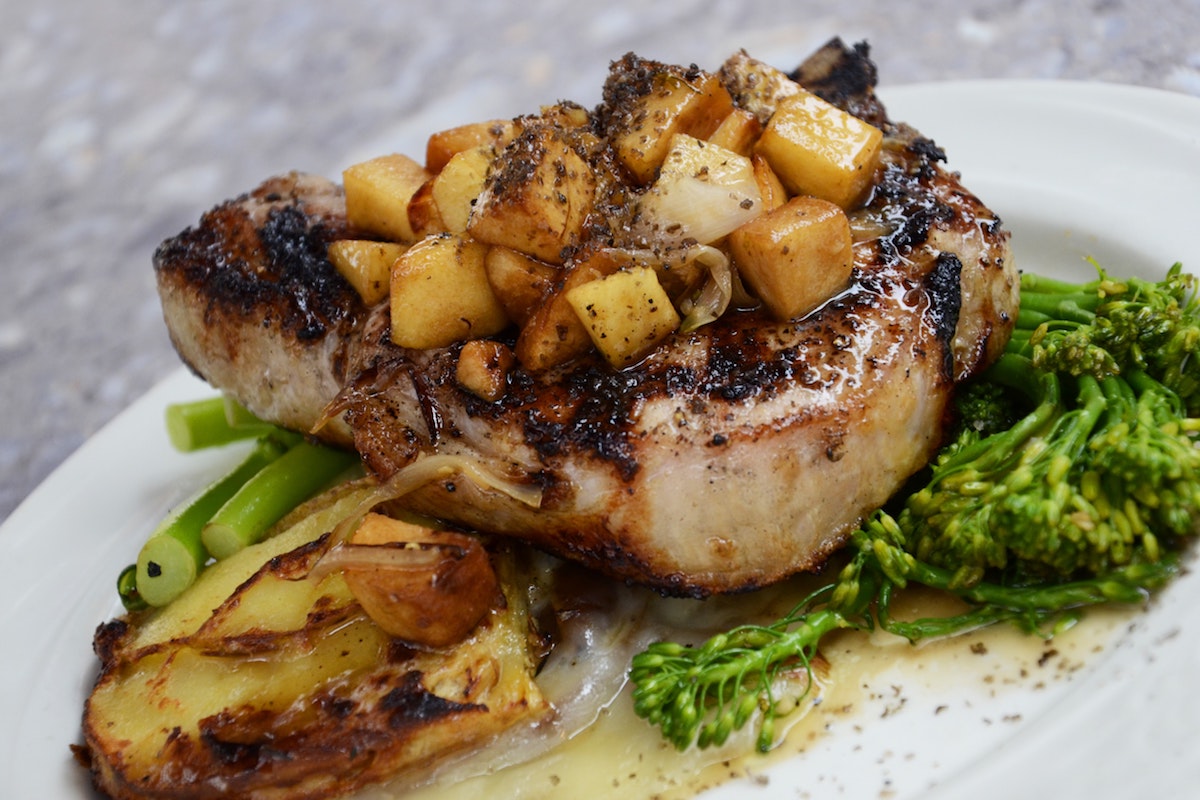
left=630, top=600, right=855, bottom=753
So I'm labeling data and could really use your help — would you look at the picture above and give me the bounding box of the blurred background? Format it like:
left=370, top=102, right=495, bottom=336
left=2, top=0, right=1199, bottom=523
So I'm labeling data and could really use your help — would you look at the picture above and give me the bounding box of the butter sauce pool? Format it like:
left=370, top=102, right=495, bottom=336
left=383, top=578, right=1134, bottom=799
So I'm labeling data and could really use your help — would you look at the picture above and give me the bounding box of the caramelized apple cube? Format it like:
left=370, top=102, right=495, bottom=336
left=751, top=154, right=789, bottom=212
left=343, top=153, right=430, bottom=243
left=390, top=234, right=509, bottom=349
left=483, top=246, right=557, bottom=327
left=717, top=51, right=803, bottom=124
left=756, top=90, right=883, bottom=209
left=456, top=339, right=516, bottom=402
left=608, top=63, right=735, bottom=185
left=430, top=145, right=493, bottom=234
left=514, top=256, right=621, bottom=371
left=468, top=124, right=596, bottom=265
left=425, top=118, right=515, bottom=173
left=706, top=108, right=762, bottom=156
left=565, top=267, right=681, bottom=368
left=327, top=239, right=407, bottom=305
left=728, top=195, right=854, bottom=321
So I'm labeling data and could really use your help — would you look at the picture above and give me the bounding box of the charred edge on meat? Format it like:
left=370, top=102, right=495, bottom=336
left=790, top=38, right=887, bottom=127
left=154, top=186, right=364, bottom=343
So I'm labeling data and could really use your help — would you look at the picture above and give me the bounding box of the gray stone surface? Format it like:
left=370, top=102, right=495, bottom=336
left=2, top=0, right=1199, bottom=523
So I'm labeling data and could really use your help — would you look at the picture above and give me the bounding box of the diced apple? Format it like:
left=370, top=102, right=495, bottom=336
left=565, top=267, right=681, bottom=368
left=483, top=246, right=557, bottom=326
left=389, top=234, right=509, bottom=349
left=706, top=108, right=762, bottom=156
left=327, top=239, right=407, bottom=305
left=514, top=256, right=621, bottom=371
left=468, top=123, right=596, bottom=265
left=456, top=339, right=516, bottom=402
left=431, top=146, right=493, bottom=233
left=425, top=119, right=515, bottom=173
left=717, top=51, right=804, bottom=124
left=343, top=153, right=431, bottom=243
left=609, top=66, right=735, bottom=185
left=406, top=179, right=446, bottom=240
left=728, top=195, right=854, bottom=321
left=755, top=90, right=883, bottom=209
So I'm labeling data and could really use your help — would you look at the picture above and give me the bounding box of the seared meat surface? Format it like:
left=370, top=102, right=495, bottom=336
left=155, top=40, right=1016, bottom=597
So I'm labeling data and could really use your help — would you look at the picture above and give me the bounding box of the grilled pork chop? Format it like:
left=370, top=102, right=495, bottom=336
left=155, top=41, right=1016, bottom=597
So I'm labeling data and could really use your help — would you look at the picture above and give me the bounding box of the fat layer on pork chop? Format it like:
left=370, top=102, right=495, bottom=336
left=154, top=40, right=1017, bottom=597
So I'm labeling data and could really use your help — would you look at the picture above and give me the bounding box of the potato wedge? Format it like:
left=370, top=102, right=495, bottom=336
left=566, top=267, right=681, bottom=368
left=728, top=195, right=854, bottom=321
left=390, top=234, right=509, bottom=349
left=343, top=153, right=431, bottom=243
left=83, top=491, right=548, bottom=800
left=327, top=239, right=407, bottom=305
left=755, top=90, right=883, bottom=209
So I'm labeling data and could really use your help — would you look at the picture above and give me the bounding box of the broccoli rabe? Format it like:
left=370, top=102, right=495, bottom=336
left=630, top=261, right=1200, bottom=753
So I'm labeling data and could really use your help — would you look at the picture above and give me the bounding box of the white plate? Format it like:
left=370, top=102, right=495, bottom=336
left=2, top=81, right=1198, bottom=799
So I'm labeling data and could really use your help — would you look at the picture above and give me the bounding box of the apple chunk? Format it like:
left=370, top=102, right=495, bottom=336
left=389, top=234, right=509, bottom=349
left=342, top=153, right=430, bottom=243
left=327, top=240, right=407, bottom=305
left=728, top=196, right=854, bottom=321
left=468, top=124, right=596, bottom=265
left=566, top=267, right=681, bottom=368
left=756, top=90, right=882, bottom=209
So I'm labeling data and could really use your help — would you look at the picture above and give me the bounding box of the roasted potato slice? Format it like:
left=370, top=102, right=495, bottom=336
left=82, top=489, right=548, bottom=800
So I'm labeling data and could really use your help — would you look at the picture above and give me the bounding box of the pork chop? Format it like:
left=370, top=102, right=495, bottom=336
left=154, top=40, right=1017, bottom=597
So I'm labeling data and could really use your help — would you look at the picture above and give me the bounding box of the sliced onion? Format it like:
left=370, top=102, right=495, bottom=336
left=677, top=245, right=734, bottom=332
left=328, top=452, right=544, bottom=546
left=631, top=134, right=763, bottom=247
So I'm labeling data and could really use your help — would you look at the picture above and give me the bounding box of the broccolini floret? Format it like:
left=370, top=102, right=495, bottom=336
left=630, top=261, right=1200, bottom=753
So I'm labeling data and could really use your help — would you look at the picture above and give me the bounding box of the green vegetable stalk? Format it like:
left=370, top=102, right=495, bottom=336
left=630, top=261, right=1200, bottom=752
left=118, top=396, right=361, bottom=611
left=133, top=437, right=291, bottom=609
